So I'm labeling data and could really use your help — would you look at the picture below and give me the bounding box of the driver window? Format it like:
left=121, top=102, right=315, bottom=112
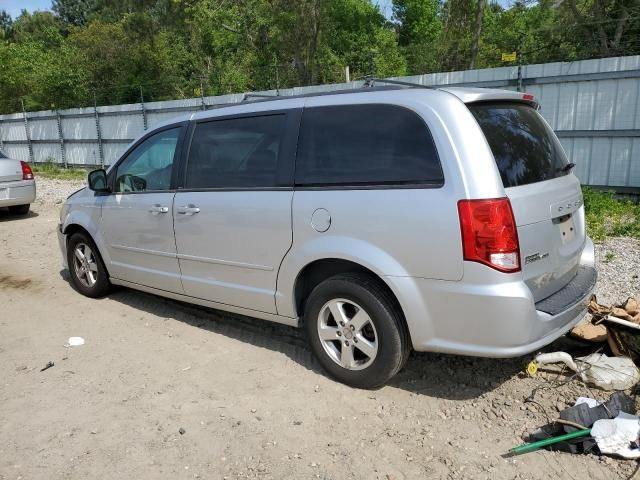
left=115, top=127, right=181, bottom=193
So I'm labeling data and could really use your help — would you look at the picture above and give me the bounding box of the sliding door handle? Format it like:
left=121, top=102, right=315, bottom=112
left=177, top=205, right=200, bottom=215
left=149, top=204, right=169, bottom=214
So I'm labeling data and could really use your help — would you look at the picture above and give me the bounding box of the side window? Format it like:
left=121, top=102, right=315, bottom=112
left=185, top=114, right=286, bottom=189
left=295, top=104, right=443, bottom=187
left=115, top=127, right=181, bottom=193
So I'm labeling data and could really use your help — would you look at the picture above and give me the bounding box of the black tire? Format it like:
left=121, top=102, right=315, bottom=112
left=303, top=272, right=410, bottom=389
left=66, top=231, right=111, bottom=298
left=8, top=204, right=29, bottom=215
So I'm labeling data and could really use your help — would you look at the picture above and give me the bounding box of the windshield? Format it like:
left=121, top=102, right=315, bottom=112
left=469, top=102, right=569, bottom=188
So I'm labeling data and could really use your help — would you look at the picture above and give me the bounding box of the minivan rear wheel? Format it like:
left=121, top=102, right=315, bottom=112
left=67, top=232, right=111, bottom=298
left=304, top=273, right=409, bottom=389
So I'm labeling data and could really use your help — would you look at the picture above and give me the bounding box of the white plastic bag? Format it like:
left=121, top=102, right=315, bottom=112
left=592, top=412, right=640, bottom=459
left=535, top=352, right=640, bottom=391
left=66, top=337, right=85, bottom=347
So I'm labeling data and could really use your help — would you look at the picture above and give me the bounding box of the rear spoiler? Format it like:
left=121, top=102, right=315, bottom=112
left=440, top=88, right=539, bottom=109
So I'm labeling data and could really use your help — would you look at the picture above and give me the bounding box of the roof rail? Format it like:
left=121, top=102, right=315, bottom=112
left=363, top=77, right=435, bottom=90
left=242, top=92, right=281, bottom=101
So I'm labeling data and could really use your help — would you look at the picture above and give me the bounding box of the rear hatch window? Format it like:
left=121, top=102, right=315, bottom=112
left=469, top=102, right=569, bottom=188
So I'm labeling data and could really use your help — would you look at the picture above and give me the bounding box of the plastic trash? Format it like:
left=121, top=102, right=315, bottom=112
left=591, top=412, right=640, bottom=459
left=67, top=337, right=85, bottom=347
left=574, top=397, right=598, bottom=408
left=560, top=392, right=635, bottom=431
left=535, top=351, right=640, bottom=390
left=40, top=361, right=54, bottom=372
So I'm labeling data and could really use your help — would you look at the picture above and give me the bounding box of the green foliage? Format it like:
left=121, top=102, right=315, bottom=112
left=32, top=161, right=87, bottom=180
left=0, top=0, right=639, bottom=113
left=583, top=187, right=640, bottom=241
left=52, top=0, right=94, bottom=26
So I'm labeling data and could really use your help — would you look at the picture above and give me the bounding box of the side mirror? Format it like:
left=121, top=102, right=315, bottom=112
left=88, top=169, right=109, bottom=193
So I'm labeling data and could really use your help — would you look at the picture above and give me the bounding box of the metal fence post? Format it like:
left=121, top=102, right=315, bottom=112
left=93, top=93, right=105, bottom=167
left=200, top=77, right=206, bottom=110
left=56, top=109, right=66, bottom=168
left=140, top=86, right=148, bottom=130
left=20, top=98, right=34, bottom=164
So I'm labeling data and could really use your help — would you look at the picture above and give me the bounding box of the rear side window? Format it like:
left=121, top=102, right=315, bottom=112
left=185, top=114, right=286, bottom=189
left=295, top=104, right=443, bottom=187
left=469, top=102, right=569, bottom=188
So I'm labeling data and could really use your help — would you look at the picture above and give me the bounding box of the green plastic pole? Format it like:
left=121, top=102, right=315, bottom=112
left=510, top=428, right=592, bottom=455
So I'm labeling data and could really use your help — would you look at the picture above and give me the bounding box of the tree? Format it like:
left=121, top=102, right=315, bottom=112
left=0, top=10, right=12, bottom=40
left=12, top=11, right=64, bottom=48
left=52, top=0, right=95, bottom=26
left=392, top=0, right=441, bottom=74
left=559, top=0, right=640, bottom=57
left=469, top=0, right=486, bottom=69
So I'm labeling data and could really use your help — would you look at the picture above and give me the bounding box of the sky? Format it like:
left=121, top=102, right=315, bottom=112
left=3, top=0, right=509, bottom=21
left=2, top=0, right=51, bottom=18
left=3, top=0, right=395, bottom=20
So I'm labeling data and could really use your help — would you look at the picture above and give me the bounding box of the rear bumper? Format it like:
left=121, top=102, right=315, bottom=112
left=0, top=180, right=36, bottom=207
left=389, top=237, right=597, bottom=357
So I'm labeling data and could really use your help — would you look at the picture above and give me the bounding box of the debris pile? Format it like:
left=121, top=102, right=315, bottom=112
left=511, top=296, right=640, bottom=460
left=573, top=296, right=640, bottom=359
left=512, top=392, right=639, bottom=458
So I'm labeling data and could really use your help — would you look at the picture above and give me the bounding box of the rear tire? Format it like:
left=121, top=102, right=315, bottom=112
left=303, top=273, right=410, bottom=389
left=67, top=232, right=111, bottom=298
left=8, top=204, right=29, bottom=215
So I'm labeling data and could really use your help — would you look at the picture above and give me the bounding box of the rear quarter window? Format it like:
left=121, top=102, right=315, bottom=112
left=295, top=104, right=443, bottom=187
left=469, top=102, right=569, bottom=188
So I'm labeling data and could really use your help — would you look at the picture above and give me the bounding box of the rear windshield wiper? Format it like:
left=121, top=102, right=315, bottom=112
left=558, top=162, right=576, bottom=173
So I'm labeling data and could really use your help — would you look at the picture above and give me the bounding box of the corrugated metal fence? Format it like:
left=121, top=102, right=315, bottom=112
left=1, top=55, right=639, bottom=189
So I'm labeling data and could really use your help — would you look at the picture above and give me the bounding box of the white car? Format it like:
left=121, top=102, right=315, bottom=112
left=0, top=150, right=36, bottom=215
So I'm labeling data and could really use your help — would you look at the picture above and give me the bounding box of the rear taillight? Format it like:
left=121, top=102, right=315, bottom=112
left=21, top=161, right=34, bottom=180
left=457, top=198, right=520, bottom=273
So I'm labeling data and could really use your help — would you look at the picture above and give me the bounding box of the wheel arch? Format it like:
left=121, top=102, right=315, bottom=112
left=292, top=258, right=409, bottom=337
left=63, top=223, right=111, bottom=276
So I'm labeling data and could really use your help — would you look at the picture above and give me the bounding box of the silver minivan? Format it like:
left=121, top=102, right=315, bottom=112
left=58, top=85, right=596, bottom=388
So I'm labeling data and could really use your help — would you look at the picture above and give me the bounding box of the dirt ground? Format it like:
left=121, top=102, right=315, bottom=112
left=1, top=189, right=639, bottom=479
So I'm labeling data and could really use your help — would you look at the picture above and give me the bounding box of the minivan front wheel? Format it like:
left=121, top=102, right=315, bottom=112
left=67, top=232, right=110, bottom=298
left=304, top=273, right=409, bottom=389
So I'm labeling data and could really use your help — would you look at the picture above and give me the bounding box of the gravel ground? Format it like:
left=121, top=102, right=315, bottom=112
left=1, top=177, right=639, bottom=480
left=594, top=237, right=640, bottom=306
left=33, top=177, right=86, bottom=208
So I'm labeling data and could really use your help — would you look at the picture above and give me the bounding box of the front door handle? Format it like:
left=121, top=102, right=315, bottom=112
left=177, top=204, right=200, bottom=216
left=149, top=204, right=169, bottom=214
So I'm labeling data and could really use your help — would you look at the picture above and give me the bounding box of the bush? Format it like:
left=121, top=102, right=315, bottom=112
left=582, top=187, right=640, bottom=241
left=32, top=161, right=87, bottom=181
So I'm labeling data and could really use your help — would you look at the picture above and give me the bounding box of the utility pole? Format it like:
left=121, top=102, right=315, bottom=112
left=345, top=66, right=350, bottom=83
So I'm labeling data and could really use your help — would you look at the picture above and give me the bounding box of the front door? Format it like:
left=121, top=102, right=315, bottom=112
left=101, top=125, right=184, bottom=293
left=174, top=112, right=296, bottom=314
